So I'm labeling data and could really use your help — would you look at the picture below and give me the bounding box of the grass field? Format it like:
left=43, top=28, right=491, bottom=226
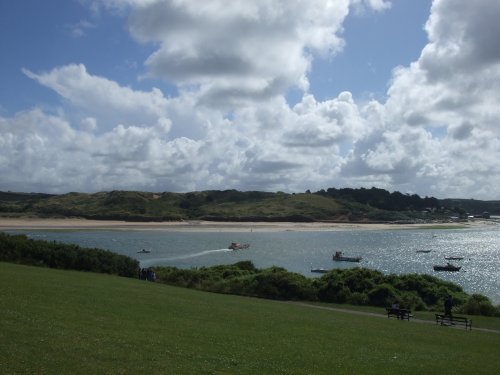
left=1, top=262, right=499, bottom=374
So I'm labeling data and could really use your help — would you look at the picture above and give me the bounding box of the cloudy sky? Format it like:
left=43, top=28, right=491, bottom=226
left=1, top=0, right=499, bottom=199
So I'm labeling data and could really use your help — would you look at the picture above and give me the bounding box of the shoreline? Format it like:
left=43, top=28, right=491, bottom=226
left=0, top=217, right=495, bottom=232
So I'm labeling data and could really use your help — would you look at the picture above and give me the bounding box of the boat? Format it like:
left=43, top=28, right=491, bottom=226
left=137, top=249, right=151, bottom=254
left=445, top=256, right=464, bottom=260
left=332, top=251, right=362, bottom=262
left=416, top=250, right=432, bottom=253
left=433, top=263, right=461, bottom=272
left=228, top=242, right=250, bottom=250
left=311, top=268, right=330, bottom=274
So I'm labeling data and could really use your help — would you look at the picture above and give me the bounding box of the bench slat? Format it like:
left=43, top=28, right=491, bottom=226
left=435, top=314, right=472, bottom=330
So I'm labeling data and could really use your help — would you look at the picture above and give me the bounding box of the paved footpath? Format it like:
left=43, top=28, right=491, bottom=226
left=282, top=301, right=500, bottom=334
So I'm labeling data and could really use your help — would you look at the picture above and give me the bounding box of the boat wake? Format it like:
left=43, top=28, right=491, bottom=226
left=165, top=248, right=233, bottom=260
left=141, top=248, right=233, bottom=266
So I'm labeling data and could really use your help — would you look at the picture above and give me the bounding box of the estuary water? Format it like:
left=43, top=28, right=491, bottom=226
left=8, top=225, right=500, bottom=304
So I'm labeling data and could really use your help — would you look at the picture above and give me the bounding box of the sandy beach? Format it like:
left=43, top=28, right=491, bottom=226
left=0, top=217, right=494, bottom=232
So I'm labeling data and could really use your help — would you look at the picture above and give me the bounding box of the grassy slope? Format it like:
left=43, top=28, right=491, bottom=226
left=1, top=262, right=499, bottom=374
left=0, top=191, right=358, bottom=221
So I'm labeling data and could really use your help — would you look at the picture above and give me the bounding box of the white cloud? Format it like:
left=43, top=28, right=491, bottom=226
left=125, top=0, right=350, bottom=106
left=351, top=0, right=391, bottom=12
left=67, top=19, right=95, bottom=38
left=0, top=74, right=368, bottom=194
left=0, top=108, right=209, bottom=193
left=343, top=0, right=500, bottom=198
left=3, top=0, right=500, bottom=199
left=23, top=64, right=170, bottom=131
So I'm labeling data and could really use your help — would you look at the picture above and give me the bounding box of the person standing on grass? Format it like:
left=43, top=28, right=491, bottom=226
left=444, top=295, right=453, bottom=319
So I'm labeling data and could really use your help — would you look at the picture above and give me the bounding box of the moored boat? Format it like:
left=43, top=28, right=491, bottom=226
left=228, top=242, right=250, bottom=250
left=433, top=263, right=461, bottom=272
left=311, top=268, right=330, bottom=273
left=416, top=250, right=431, bottom=253
left=332, top=251, right=362, bottom=262
left=444, top=256, right=464, bottom=260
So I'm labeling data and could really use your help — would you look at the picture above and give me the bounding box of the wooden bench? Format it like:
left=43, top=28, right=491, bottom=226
left=435, top=314, right=472, bottom=330
left=386, top=307, right=412, bottom=321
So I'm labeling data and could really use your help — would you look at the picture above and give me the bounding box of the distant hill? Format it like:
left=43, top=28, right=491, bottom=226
left=0, top=187, right=498, bottom=222
left=440, top=198, right=500, bottom=217
left=0, top=191, right=55, bottom=202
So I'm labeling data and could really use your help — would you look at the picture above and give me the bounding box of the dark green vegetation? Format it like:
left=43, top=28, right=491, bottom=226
left=2, top=187, right=498, bottom=222
left=441, top=198, right=500, bottom=217
left=0, top=232, right=139, bottom=277
left=154, top=261, right=500, bottom=317
left=1, top=262, right=499, bottom=374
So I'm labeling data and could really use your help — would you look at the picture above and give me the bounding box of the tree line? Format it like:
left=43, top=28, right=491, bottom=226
left=0, top=232, right=139, bottom=277
left=154, top=261, right=499, bottom=317
left=313, top=187, right=440, bottom=212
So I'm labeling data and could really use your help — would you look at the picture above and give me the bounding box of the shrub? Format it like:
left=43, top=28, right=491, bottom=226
left=248, top=267, right=316, bottom=301
left=459, top=294, right=497, bottom=316
left=367, top=284, right=400, bottom=307
left=0, top=233, right=138, bottom=277
left=347, top=292, right=369, bottom=305
left=399, top=291, right=426, bottom=311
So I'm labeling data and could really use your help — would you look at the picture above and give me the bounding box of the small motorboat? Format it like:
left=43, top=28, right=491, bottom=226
left=228, top=242, right=250, bottom=250
left=137, top=249, right=151, bottom=254
left=433, top=263, right=461, bottom=272
left=416, top=250, right=432, bottom=253
left=332, top=251, right=362, bottom=262
left=444, top=256, right=464, bottom=260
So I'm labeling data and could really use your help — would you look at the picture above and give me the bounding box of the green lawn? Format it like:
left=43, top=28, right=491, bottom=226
left=304, top=302, right=500, bottom=331
left=1, top=262, right=499, bottom=374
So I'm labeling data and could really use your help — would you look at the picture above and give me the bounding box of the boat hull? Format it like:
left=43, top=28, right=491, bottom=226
left=311, top=268, right=330, bottom=273
left=228, top=243, right=250, bottom=250
left=332, top=251, right=362, bottom=262
left=332, top=257, right=362, bottom=262
left=433, top=265, right=461, bottom=272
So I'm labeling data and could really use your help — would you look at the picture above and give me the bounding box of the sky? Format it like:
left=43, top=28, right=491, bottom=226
left=1, top=0, right=499, bottom=199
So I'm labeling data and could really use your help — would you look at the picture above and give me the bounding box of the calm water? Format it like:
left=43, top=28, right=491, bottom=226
left=8, top=226, right=500, bottom=304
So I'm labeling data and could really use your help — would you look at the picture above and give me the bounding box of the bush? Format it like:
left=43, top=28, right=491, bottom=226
left=0, top=233, right=138, bottom=277
left=399, top=291, right=426, bottom=311
left=315, top=273, right=345, bottom=303
left=459, top=294, right=497, bottom=316
left=347, top=292, right=368, bottom=305
left=248, top=267, right=316, bottom=301
left=367, top=284, right=400, bottom=307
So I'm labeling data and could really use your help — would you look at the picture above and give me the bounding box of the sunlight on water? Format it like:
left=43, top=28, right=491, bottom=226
left=9, top=226, right=500, bottom=304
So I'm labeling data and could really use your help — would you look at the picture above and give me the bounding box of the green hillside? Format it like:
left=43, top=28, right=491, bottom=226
left=1, top=262, right=499, bottom=374
left=0, top=189, right=450, bottom=222
left=2, top=187, right=499, bottom=222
